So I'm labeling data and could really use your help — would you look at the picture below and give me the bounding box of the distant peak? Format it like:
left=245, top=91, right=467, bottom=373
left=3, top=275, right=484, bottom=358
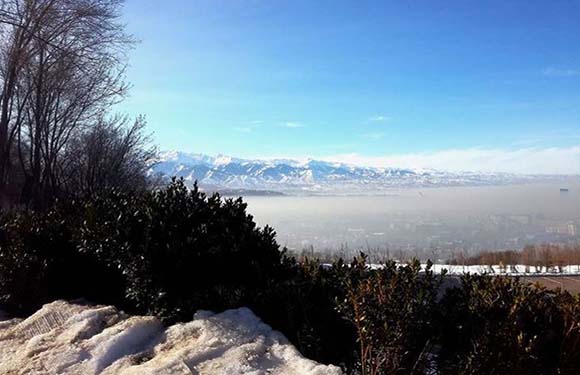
left=150, top=150, right=546, bottom=193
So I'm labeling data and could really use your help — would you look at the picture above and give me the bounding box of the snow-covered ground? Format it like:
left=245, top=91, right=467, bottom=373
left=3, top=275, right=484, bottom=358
left=325, top=263, right=580, bottom=276
left=0, top=301, right=342, bottom=375
left=428, top=264, right=580, bottom=276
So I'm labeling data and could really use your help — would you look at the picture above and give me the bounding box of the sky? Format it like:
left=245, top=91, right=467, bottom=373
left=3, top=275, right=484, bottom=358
left=119, top=0, right=580, bottom=173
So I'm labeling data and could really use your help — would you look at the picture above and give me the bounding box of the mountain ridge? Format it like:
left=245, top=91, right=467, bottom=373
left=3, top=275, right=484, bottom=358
left=151, top=151, right=573, bottom=194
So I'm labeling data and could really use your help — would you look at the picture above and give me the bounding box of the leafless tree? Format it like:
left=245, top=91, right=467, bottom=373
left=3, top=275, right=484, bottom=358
left=63, top=115, right=156, bottom=197
left=0, top=0, right=139, bottom=207
left=0, top=0, right=39, bottom=206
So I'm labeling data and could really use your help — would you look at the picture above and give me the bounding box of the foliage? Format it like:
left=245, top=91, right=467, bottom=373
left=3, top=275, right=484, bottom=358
left=78, top=178, right=288, bottom=321
left=0, top=179, right=288, bottom=320
left=1, top=181, right=580, bottom=374
left=0, top=202, right=124, bottom=315
left=252, top=257, right=357, bottom=368
left=438, top=274, right=580, bottom=374
left=336, top=255, right=443, bottom=375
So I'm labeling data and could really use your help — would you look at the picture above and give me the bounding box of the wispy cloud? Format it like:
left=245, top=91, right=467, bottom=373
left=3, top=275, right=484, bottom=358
left=542, top=67, right=580, bottom=77
left=281, top=121, right=306, bottom=128
left=321, top=147, right=580, bottom=175
left=367, top=115, right=391, bottom=123
left=232, top=127, right=254, bottom=133
left=361, top=132, right=386, bottom=140
left=511, top=131, right=580, bottom=147
left=235, top=120, right=307, bottom=132
left=233, top=120, right=263, bottom=133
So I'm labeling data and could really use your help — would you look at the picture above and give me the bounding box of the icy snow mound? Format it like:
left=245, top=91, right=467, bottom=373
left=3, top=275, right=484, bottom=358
left=0, top=301, right=342, bottom=375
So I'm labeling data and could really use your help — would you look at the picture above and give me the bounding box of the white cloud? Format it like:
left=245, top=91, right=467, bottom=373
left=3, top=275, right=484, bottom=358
left=235, top=120, right=306, bottom=132
left=367, top=115, right=391, bottom=123
left=542, top=67, right=580, bottom=77
left=232, top=126, right=254, bottom=133
left=361, top=132, right=386, bottom=140
left=282, top=121, right=306, bottom=128
left=321, top=147, right=580, bottom=175
left=233, top=121, right=263, bottom=133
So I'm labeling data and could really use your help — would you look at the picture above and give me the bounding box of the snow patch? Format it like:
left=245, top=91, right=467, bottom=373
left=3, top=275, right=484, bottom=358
left=0, top=301, right=342, bottom=375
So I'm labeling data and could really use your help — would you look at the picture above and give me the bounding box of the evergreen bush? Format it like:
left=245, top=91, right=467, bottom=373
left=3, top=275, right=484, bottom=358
left=336, top=255, right=443, bottom=374
left=438, top=274, right=580, bottom=374
left=2, top=180, right=580, bottom=374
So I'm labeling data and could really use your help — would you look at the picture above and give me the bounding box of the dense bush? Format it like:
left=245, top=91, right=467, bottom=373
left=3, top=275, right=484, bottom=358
left=336, top=256, right=443, bottom=375
left=0, top=179, right=289, bottom=321
left=330, top=261, right=580, bottom=374
left=0, top=202, right=126, bottom=315
left=1, top=180, right=580, bottom=374
left=253, top=257, right=358, bottom=368
left=77, top=178, right=289, bottom=321
left=439, top=275, right=580, bottom=375
left=0, top=178, right=357, bottom=366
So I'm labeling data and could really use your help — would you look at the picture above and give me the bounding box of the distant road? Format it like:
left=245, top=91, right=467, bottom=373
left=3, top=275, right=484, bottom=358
left=520, top=275, right=580, bottom=294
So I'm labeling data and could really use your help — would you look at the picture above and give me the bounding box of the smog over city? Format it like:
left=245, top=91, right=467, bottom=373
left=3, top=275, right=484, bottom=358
left=243, top=183, right=580, bottom=258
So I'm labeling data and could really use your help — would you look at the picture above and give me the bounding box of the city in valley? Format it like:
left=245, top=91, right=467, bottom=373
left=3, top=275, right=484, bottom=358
left=245, top=184, right=580, bottom=261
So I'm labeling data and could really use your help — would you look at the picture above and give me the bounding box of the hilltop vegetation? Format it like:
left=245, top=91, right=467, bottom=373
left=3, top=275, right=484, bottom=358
left=1, top=179, right=580, bottom=374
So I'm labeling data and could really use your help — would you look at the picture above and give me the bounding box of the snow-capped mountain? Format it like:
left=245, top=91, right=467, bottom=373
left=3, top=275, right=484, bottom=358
left=151, top=151, right=563, bottom=194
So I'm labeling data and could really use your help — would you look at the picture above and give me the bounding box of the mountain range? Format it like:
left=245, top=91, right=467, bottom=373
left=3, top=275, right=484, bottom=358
left=151, top=151, right=570, bottom=195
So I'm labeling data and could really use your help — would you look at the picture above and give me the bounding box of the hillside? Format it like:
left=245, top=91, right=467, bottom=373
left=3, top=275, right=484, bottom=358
left=0, top=301, right=341, bottom=375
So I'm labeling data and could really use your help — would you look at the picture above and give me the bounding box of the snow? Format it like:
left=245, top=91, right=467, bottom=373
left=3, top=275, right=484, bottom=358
left=154, top=151, right=573, bottom=193
left=427, top=263, right=580, bottom=276
left=351, top=263, right=580, bottom=276
left=0, top=301, right=342, bottom=375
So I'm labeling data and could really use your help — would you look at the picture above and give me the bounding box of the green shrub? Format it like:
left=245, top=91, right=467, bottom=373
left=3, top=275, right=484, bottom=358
left=76, top=178, right=289, bottom=322
left=0, top=179, right=290, bottom=322
left=252, top=257, right=358, bottom=369
left=438, top=275, right=580, bottom=374
left=553, top=291, right=580, bottom=373
left=3, top=180, right=580, bottom=374
left=0, top=203, right=125, bottom=315
left=336, top=255, right=443, bottom=375
left=0, top=178, right=357, bottom=368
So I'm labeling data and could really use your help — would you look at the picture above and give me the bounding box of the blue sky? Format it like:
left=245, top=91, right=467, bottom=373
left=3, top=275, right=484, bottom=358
left=119, top=0, right=580, bottom=173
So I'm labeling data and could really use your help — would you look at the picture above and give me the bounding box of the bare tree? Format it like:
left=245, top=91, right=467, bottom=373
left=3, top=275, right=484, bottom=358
left=0, top=0, right=135, bottom=207
left=63, top=115, right=156, bottom=197
left=0, top=0, right=39, bottom=206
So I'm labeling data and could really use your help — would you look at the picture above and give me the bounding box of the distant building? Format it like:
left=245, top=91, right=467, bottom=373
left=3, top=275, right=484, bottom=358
left=508, top=215, right=531, bottom=226
left=568, top=222, right=578, bottom=237
left=546, top=225, right=569, bottom=234
left=546, top=222, right=579, bottom=237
